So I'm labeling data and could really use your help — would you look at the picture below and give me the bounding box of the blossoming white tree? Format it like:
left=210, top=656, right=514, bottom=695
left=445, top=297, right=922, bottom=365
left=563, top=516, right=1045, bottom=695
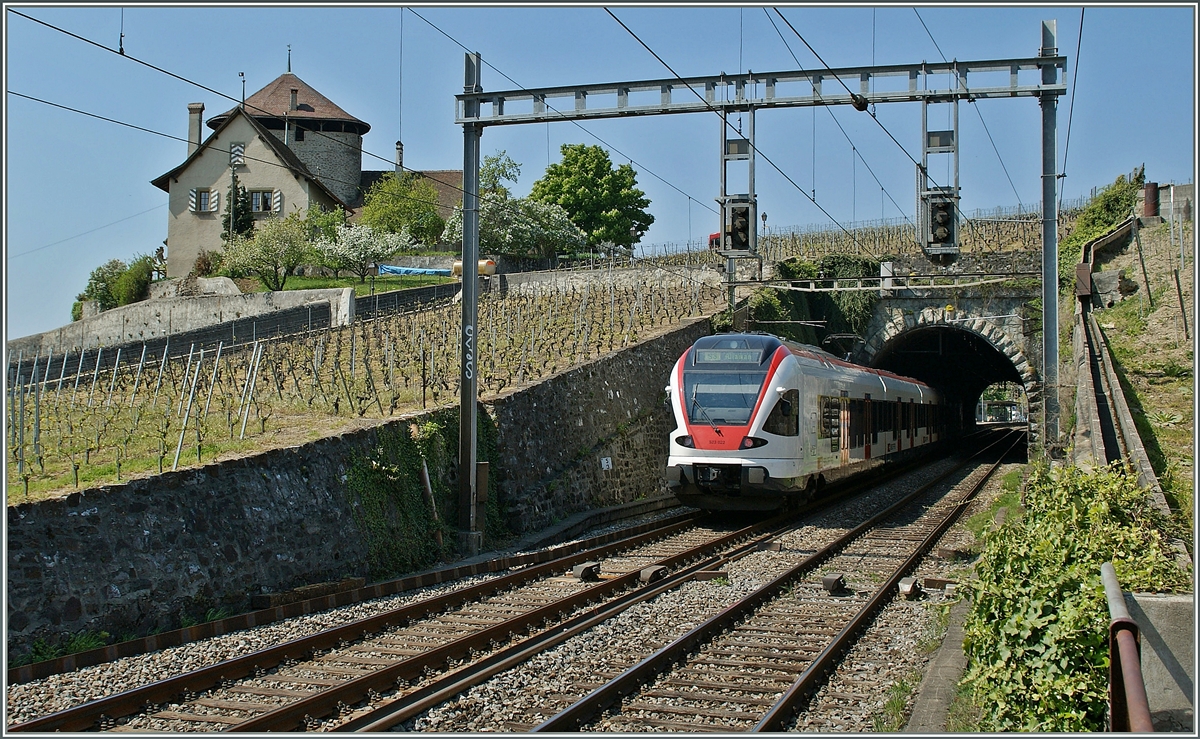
left=314, top=223, right=415, bottom=283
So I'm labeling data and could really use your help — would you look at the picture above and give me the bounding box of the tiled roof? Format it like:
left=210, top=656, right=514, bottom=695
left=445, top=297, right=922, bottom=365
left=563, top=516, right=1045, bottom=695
left=207, top=72, right=369, bottom=134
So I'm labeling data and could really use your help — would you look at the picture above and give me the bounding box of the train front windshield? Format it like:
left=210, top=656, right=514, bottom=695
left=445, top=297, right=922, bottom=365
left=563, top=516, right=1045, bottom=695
left=682, top=371, right=767, bottom=426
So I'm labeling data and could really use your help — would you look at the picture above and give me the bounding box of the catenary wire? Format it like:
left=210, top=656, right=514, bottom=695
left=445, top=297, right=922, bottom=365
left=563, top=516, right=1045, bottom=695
left=1058, top=8, right=1084, bottom=210
left=407, top=7, right=719, bottom=216
left=914, top=8, right=1024, bottom=208
left=5, top=8, right=568, bottom=235
left=604, top=7, right=869, bottom=253
left=763, top=8, right=915, bottom=229
left=770, top=7, right=983, bottom=242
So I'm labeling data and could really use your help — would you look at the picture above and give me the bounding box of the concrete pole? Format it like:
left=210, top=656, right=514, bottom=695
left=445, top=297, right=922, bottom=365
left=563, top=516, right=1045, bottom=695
left=1039, top=19, right=1060, bottom=444
left=459, top=52, right=483, bottom=552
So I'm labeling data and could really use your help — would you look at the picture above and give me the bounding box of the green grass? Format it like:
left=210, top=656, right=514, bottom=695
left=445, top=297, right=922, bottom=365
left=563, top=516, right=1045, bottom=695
left=244, top=273, right=455, bottom=296
left=963, top=468, right=1024, bottom=543
left=872, top=674, right=917, bottom=732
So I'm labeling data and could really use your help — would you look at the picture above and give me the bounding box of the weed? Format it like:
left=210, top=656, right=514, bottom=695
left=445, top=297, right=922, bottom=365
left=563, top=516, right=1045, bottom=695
left=871, top=675, right=915, bottom=732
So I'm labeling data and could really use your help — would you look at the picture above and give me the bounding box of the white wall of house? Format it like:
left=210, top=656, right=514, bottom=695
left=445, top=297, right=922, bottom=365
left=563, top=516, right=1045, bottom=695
left=164, top=114, right=338, bottom=277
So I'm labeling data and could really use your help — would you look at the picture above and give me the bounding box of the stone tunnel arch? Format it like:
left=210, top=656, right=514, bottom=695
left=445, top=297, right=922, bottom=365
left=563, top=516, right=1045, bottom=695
left=854, top=309, right=1042, bottom=441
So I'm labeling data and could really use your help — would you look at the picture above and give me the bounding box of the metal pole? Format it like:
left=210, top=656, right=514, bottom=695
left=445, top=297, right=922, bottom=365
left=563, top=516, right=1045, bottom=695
left=1039, top=19, right=1060, bottom=445
left=459, top=51, right=483, bottom=546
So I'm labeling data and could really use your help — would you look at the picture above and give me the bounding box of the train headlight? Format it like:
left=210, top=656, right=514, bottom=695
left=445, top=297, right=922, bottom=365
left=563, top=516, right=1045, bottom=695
left=740, top=436, right=768, bottom=449
left=675, top=435, right=695, bottom=448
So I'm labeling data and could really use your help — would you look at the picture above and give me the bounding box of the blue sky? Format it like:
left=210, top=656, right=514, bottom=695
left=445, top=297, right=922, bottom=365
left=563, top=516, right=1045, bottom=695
left=4, top=3, right=1196, bottom=339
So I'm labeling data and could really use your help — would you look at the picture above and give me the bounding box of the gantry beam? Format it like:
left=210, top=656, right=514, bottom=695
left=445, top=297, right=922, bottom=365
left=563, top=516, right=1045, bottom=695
left=456, top=57, right=1066, bottom=127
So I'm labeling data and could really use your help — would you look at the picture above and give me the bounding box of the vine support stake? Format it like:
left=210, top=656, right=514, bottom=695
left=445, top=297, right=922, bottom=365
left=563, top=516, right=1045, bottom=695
left=173, top=349, right=204, bottom=471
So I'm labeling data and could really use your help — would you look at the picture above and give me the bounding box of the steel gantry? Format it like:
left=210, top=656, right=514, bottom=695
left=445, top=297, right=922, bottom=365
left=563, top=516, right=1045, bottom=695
left=453, top=24, right=1067, bottom=545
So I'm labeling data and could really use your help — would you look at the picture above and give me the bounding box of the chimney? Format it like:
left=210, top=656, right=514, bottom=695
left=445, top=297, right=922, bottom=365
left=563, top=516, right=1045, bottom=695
left=290, top=88, right=298, bottom=111
left=395, top=141, right=404, bottom=173
left=187, top=103, right=205, bottom=156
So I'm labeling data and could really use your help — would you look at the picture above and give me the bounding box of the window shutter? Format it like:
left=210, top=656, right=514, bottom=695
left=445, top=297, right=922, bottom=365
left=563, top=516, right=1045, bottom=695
left=230, top=143, right=245, bottom=166
left=189, top=188, right=197, bottom=212
left=209, top=189, right=220, bottom=212
left=273, top=190, right=282, bottom=213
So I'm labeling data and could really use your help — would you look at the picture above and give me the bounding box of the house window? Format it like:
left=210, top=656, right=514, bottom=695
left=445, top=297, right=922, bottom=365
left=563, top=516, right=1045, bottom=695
left=251, top=190, right=272, bottom=212
left=294, top=126, right=305, bottom=141
left=230, top=142, right=245, bottom=166
left=189, top=188, right=216, bottom=213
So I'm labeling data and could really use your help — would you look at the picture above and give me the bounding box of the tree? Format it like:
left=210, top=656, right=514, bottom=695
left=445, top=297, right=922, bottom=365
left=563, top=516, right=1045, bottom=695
left=220, top=212, right=312, bottom=291
left=480, top=150, right=521, bottom=198
left=71, top=255, right=157, bottom=320
left=112, top=254, right=155, bottom=306
left=360, top=172, right=446, bottom=246
left=443, top=196, right=586, bottom=260
left=75, top=259, right=127, bottom=312
left=221, top=181, right=255, bottom=242
left=443, top=151, right=586, bottom=259
left=530, top=144, right=654, bottom=253
left=314, top=223, right=415, bottom=282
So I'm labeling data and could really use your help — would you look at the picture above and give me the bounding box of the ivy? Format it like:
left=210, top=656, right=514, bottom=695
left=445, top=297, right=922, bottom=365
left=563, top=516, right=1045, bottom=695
left=344, top=408, right=510, bottom=580
left=961, top=461, right=1188, bottom=731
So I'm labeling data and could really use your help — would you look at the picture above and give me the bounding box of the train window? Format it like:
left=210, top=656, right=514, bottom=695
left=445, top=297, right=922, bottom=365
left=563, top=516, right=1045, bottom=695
left=682, top=371, right=767, bottom=426
left=762, top=389, right=799, bottom=436
left=819, top=397, right=839, bottom=439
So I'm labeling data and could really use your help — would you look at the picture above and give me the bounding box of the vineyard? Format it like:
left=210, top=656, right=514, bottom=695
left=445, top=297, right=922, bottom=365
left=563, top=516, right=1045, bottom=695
left=6, top=269, right=725, bottom=502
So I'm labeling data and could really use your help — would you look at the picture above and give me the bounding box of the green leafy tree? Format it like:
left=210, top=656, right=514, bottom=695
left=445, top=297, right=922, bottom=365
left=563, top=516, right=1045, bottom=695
left=530, top=143, right=654, bottom=253
left=112, top=254, right=155, bottom=306
left=220, top=212, right=312, bottom=291
left=443, top=152, right=585, bottom=259
left=480, top=150, right=521, bottom=198
left=221, top=181, right=255, bottom=242
left=304, top=204, right=350, bottom=277
left=360, top=172, right=446, bottom=246
left=75, top=259, right=126, bottom=312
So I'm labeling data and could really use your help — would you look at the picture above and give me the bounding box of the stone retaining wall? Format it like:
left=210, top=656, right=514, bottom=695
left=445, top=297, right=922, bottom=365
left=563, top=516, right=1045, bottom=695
left=6, top=317, right=712, bottom=654
left=8, top=288, right=354, bottom=357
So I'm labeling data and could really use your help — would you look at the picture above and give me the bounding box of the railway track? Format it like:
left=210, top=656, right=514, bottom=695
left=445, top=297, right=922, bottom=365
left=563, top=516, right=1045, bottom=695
left=9, top=430, right=1014, bottom=733
left=535, top=429, right=1022, bottom=732
left=393, top=428, right=1020, bottom=733
left=8, top=509, right=769, bottom=732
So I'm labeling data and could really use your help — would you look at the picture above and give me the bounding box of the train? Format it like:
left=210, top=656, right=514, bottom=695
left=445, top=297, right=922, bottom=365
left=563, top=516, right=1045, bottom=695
left=665, top=332, right=947, bottom=511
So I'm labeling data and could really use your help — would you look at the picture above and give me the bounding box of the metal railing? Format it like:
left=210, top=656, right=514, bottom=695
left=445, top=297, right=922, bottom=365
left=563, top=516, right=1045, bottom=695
left=1102, top=562, right=1154, bottom=732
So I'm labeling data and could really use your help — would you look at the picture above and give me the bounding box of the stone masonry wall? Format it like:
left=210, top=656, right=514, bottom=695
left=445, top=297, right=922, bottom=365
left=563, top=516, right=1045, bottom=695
left=488, top=317, right=712, bottom=533
left=6, top=317, right=713, bottom=653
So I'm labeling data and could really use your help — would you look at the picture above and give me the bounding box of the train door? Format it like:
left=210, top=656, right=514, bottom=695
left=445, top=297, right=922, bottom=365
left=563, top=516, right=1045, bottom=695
left=839, top=392, right=850, bottom=466
left=864, top=395, right=872, bottom=460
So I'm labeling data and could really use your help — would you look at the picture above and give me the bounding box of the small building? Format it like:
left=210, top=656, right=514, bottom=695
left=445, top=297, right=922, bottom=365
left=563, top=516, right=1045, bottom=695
left=152, top=64, right=462, bottom=278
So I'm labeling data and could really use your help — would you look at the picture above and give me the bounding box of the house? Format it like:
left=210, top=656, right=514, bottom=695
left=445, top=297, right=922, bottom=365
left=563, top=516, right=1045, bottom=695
left=152, top=66, right=462, bottom=278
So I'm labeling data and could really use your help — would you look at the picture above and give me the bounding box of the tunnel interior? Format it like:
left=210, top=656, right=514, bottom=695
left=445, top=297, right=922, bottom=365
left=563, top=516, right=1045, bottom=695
left=869, top=325, right=1025, bottom=429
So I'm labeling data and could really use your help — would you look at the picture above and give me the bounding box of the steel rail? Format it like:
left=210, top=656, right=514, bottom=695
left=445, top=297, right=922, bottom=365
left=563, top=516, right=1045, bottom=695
left=333, top=447, right=969, bottom=732
left=753, top=430, right=1023, bottom=730
left=8, top=512, right=705, bottom=732
left=7, top=507, right=694, bottom=686
left=532, top=429, right=1019, bottom=731
left=234, top=443, right=970, bottom=733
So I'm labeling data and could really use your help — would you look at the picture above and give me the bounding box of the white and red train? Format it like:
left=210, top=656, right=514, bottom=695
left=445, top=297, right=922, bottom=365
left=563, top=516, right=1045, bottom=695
left=665, top=333, right=946, bottom=510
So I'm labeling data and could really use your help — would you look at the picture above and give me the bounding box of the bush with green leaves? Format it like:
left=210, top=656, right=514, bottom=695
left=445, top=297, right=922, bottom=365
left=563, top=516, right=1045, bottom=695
left=72, top=255, right=156, bottom=321
left=1056, top=169, right=1144, bottom=290
left=961, top=461, right=1188, bottom=731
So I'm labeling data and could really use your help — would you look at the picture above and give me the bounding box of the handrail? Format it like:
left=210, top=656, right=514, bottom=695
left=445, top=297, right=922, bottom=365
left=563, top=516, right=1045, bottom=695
left=1102, top=562, right=1154, bottom=732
